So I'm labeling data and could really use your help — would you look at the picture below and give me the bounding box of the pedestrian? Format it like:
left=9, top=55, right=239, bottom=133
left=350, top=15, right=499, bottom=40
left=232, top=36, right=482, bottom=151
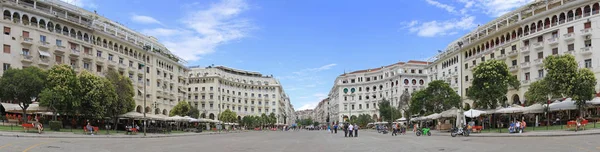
left=354, top=124, right=358, bottom=137
left=392, top=123, right=398, bottom=136
left=521, top=119, right=527, bottom=133
left=343, top=123, right=348, bottom=137
left=515, top=120, right=521, bottom=133
left=334, top=123, right=338, bottom=134
left=348, top=124, right=354, bottom=137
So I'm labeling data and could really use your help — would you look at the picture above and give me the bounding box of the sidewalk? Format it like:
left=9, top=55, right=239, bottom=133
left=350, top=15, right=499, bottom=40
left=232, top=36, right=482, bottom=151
left=429, top=128, right=600, bottom=137
left=0, top=130, right=245, bottom=138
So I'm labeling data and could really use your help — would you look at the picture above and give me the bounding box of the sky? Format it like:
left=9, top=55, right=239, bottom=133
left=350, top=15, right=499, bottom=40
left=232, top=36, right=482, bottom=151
left=62, top=0, right=533, bottom=111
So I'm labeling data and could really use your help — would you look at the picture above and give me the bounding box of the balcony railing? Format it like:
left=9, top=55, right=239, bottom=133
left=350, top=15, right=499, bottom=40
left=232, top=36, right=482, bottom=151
left=520, top=62, right=530, bottom=69
left=520, top=46, right=530, bottom=53
left=581, top=28, right=592, bottom=36
left=580, top=46, right=592, bottom=55
left=532, top=42, right=543, bottom=49
left=534, top=58, right=543, bottom=66
left=508, top=50, right=518, bottom=57
left=547, top=37, right=558, bottom=45
left=509, top=65, right=519, bottom=72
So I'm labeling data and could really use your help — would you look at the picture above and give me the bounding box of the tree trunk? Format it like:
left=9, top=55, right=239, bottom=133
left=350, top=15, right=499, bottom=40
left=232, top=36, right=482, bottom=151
left=22, top=108, right=27, bottom=124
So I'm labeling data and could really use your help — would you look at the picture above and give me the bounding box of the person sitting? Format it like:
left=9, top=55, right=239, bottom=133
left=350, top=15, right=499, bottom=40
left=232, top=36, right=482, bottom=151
left=508, top=122, right=515, bottom=133
left=86, top=122, right=94, bottom=135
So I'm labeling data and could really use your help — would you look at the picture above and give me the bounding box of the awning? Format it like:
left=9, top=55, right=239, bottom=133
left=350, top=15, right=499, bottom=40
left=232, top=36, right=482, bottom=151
left=38, top=50, right=51, bottom=57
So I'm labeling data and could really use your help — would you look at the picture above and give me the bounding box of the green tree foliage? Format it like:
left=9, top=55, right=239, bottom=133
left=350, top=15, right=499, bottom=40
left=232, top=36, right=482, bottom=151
left=268, top=112, right=277, bottom=126
left=242, top=116, right=260, bottom=128
left=525, top=79, right=550, bottom=105
left=260, top=113, right=268, bottom=127
left=76, top=71, right=116, bottom=119
left=298, top=117, right=313, bottom=126
left=0, top=67, right=46, bottom=122
left=356, top=114, right=374, bottom=128
left=219, top=109, right=238, bottom=123
left=39, top=65, right=78, bottom=120
left=570, top=68, right=596, bottom=116
left=544, top=54, right=579, bottom=97
left=313, top=121, right=320, bottom=127
left=378, top=99, right=402, bottom=123
left=188, top=107, right=200, bottom=119
left=105, top=69, right=135, bottom=128
left=170, top=101, right=191, bottom=116
left=409, top=80, right=461, bottom=115
left=467, top=60, right=520, bottom=109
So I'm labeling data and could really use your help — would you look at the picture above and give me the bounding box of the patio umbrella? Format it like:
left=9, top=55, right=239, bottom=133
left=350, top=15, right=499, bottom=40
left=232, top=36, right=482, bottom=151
left=119, top=112, right=144, bottom=119
left=547, top=98, right=577, bottom=111
left=522, top=104, right=544, bottom=114
left=425, top=113, right=441, bottom=120
left=495, top=105, right=525, bottom=114
left=441, top=107, right=460, bottom=118
left=586, top=97, right=600, bottom=105
left=464, top=109, right=487, bottom=118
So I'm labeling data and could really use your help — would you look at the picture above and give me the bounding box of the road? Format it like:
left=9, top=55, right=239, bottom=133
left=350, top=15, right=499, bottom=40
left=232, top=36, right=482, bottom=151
left=0, top=130, right=599, bottom=152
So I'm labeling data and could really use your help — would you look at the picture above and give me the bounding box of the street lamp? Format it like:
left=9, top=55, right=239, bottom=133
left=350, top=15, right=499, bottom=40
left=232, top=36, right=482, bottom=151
left=389, top=79, right=394, bottom=126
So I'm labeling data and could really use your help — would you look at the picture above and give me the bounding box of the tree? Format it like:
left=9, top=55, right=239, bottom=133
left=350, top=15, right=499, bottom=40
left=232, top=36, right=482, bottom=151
left=544, top=54, right=578, bottom=98
left=378, top=99, right=402, bottom=123
left=398, top=89, right=411, bottom=115
left=268, top=112, right=277, bottom=126
left=260, top=113, right=268, bottom=127
left=570, top=68, right=596, bottom=116
left=218, top=109, right=237, bottom=123
left=467, top=60, right=520, bottom=109
left=188, top=107, right=200, bottom=119
left=170, top=101, right=191, bottom=116
left=39, top=65, right=78, bottom=120
left=105, top=69, right=135, bottom=129
left=356, top=114, right=374, bottom=128
left=525, top=79, right=550, bottom=105
left=76, top=71, right=115, bottom=119
left=0, top=67, right=46, bottom=122
left=408, top=80, right=461, bottom=115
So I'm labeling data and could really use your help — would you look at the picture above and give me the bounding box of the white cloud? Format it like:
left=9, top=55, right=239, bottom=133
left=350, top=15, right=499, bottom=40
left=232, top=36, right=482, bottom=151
left=476, top=0, right=534, bottom=17
left=404, top=15, right=477, bottom=37
left=131, top=14, right=162, bottom=24
left=60, top=0, right=97, bottom=9
left=296, top=93, right=328, bottom=110
left=297, top=103, right=318, bottom=110
left=425, top=0, right=456, bottom=14
left=140, top=0, right=253, bottom=61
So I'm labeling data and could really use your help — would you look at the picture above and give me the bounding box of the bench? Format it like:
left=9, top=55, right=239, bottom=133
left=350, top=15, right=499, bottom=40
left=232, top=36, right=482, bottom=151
left=566, top=120, right=588, bottom=130
left=22, top=123, right=35, bottom=132
left=471, top=126, right=483, bottom=133
left=83, top=126, right=99, bottom=134
left=125, top=128, right=138, bottom=135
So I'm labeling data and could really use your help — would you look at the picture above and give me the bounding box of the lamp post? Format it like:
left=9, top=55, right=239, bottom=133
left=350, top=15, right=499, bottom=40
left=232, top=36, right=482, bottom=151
left=140, top=63, right=147, bottom=136
left=390, top=79, right=394, bottom=125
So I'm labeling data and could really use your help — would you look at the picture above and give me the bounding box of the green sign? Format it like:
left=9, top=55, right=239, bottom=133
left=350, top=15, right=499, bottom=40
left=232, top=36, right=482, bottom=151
left=350, top=88, right=355, bottom=93
left=343, top=88, right=348, bottom=93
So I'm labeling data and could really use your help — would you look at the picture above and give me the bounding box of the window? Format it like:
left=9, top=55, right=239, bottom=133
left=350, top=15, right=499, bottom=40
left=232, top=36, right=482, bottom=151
left=537, top=52, right=543, bottom=59
left=22, top=31, right=29, bottom=38
left=538, top=70, right=544, bottom=78
left=359, top=104, right=362, bottom=109
left=567, top=26, right=574, bottom=33
left=552, top=31, right=558, bottom=38
left=83, top=63, right=90, bottom=69
left=97, top=50, right=102, bottom=57
left=537, top=36, right=543, bottom=42
left=351, top=104, right=355, bottom=110
left=465, top=75, right=469, bottom=81
left=552, top=48, right=558, bottom=55
left=56, top=39, right=62, bottom=46
left=55, top=55, right=62, bottom=64
left=108, top=54, right=113, bottom=61
left=481, top=57, right=485, bottom=62
left=3, top=45, right=10, bottom=54
left=568, top=44, right=574, bottom=51
left=3, top=63, right=10, bottom=71
left=511, top=60, right=517, bottom=66
left=3, top=26, right=10, bottom=35
left=129, top=61, right=133, bottom=67
left=512, top=45, right=517, bottom=50
left=344, top=105, right=348, bottom=110
left=366, top=104, right=369, bottom=109
left=584, top=22, right=592, bottom=29
left=585, top=59, right=592, bottom=68
left=22, top=48, right=30, bottom=56
left=119, top=58, right=123, bottom=64
left=500, top=49, right=505, bottom=54
left=490, top=53, right=495, bottom=58
left=419, top=70, right=423, bottom=74
left=524, top=56, right=530, bottom=62
left=525, top=72, right=530, bottom=80
left=39, top=35, right=46, bottom=42
left=584, top=40, right=592, bottom=47
left=472, top=60, right=476, bottom=65
left=465, top=63, right=469, bottom=69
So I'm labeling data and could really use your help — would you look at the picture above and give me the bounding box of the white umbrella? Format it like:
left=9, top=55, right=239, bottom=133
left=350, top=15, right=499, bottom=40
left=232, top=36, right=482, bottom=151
left=396, top=117, right=407, bottom=121
left=441, top=107, right=460, bottom=118
left=547, top=98, right=577, bottom=111
left=586, top=97, right=600, bottom=105
left=464, top=109, right=487, bottom=118
left=119, top=112, right=144, bottom=119
left=425, top=113, right=441, bottom=120
left=522, top=104, right=544, bottom=114
left=495, top=105, right=525, bottom=114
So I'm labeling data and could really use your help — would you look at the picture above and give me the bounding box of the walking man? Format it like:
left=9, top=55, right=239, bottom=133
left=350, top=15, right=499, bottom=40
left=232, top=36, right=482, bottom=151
left=348, top=124, right=354, bottom=137
left=343, top=123, right=348, bottom=137
left=354, top=123, right=358, bottom=137
left=334, top=123, right=338, bottom=134
left=392, top=123, right=398, bottom=136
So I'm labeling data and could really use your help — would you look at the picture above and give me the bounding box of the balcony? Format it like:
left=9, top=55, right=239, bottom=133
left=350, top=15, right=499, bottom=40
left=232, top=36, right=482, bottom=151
left=509, top=65, right=519, bottom=72
left=580, top=46, right=592, bottom=55
left=20, top=54, right=33, bottom=63
left=520, top=62, right=530, bottom=69
left=520, top=46, right=530, bottom=54
left=534, top=58, right=543, bottom=66
left=581, top=28, right=592, bottom=36
left=521, top=80, right=530, bottom=85
left=20, top=37, right=33, bottom=45
left=565, top=50, right=575, bottom=55
left=38, top=59, right=50, bottom=66
left=547, top=37, right=558, bottom=45
left=498, top=54, right=507, bottom=59
left=83, top=53, right=93, bottom=59
left=451, top=83, right=458, bottom=88
left=38, top=41, right=50, bottom=49
left=563, top=33, right=575, bottom=41
left=508, top=50, right=518, bottom=57
left=532, top=42, right=543, bottom=49
left=70, top=49, right=80, bottom=56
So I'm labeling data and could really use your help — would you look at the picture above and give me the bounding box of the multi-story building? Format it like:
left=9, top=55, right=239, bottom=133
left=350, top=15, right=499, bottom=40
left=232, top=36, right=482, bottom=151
left=295, top=109, right=314, bottom=121
left=186, top=65, right=294, bottom=124
left=0, top=0, right=187, bottom=115
left=327, top=60, right=429, bottom=123
left=428, top=0, right=600, bottom=108
left=313, top=98, right=329, bottom=124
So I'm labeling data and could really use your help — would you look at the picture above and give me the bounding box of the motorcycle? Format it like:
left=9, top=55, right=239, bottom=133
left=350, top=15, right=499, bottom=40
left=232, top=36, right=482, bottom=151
left=450, top=127, right=469, bottom=137
left=415, top=127, right=431, bottom=136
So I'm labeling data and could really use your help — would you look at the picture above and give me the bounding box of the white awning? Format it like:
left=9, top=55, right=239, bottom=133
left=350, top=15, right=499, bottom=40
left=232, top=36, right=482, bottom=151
left=39, top=50, right=51, bottom=57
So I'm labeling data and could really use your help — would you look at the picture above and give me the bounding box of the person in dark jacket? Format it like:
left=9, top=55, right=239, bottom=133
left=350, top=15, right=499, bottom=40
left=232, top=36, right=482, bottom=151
left=354, top=123, right=358, bottom=137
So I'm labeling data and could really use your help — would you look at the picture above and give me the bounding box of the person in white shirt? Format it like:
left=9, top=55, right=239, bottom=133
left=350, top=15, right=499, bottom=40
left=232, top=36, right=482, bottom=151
left=515, top=121, right=521, bottom=133
left=348, top=124, right=354, bottom=137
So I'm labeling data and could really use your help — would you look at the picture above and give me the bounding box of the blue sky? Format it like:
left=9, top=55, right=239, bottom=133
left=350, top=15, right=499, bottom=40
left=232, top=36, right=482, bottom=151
left=65, top=0, right=533, bottom=110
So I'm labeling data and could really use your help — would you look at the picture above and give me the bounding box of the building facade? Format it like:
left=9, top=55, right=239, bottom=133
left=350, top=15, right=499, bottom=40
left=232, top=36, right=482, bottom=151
left=428, top=0, right=600, bottom=108
left=295, top=109, right=314, bottom=121
left=312, top=98, right=329, bottom=124
left=327, top=61, right=429, bottom=123
left=0, top=0, right=188, bottom=115
left=186, top=66, right=294, bottom=124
